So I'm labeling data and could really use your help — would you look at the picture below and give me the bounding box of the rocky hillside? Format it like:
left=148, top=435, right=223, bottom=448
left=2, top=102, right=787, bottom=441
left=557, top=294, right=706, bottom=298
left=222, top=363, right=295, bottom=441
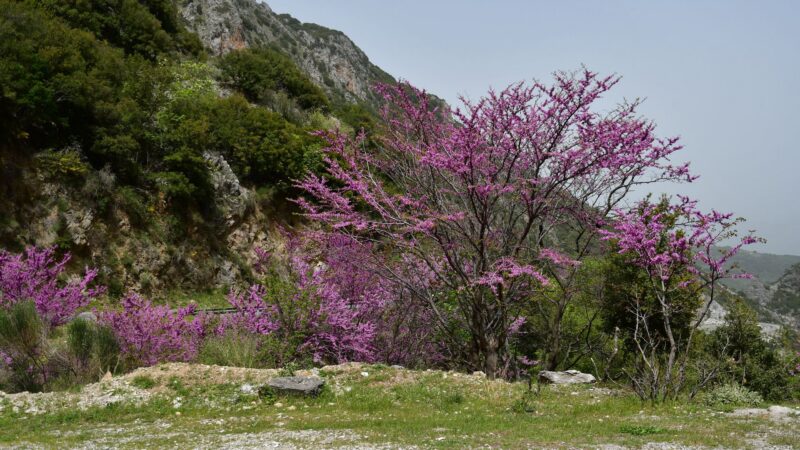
left=0, top=0, right=412, bottom=296
left=770, top=263, right=800, bottom=329
left=179, top=0, right=395, bottom=109
left=714, top=249, right=800, bottom=332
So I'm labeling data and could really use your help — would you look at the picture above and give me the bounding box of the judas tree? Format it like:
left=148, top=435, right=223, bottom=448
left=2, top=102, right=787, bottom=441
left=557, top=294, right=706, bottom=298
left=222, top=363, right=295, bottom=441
left=0, top=247, right=103, bottom=327
left=600, top=197, right=758, bottom=401
left=298, top=69, right=693, bottom=377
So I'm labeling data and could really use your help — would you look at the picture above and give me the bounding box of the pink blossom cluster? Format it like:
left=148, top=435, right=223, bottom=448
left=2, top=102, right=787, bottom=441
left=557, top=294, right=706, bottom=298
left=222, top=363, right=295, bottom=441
left=221, top=233, right=410, bottom=364
left=100, top=293, right=206, bottom=366
left=600, top=197, right=759, bottom=285
left=0, top=246, right=103, bottom=327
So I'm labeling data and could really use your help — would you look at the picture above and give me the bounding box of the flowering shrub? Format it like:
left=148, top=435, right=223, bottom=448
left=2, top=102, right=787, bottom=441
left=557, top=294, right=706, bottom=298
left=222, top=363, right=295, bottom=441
left=0, top=247, right=103, bottom=327
left=100, top=294, right=205, bottom=366
left=219, top=232, right=446, bottom=366
left=220, top=233, right=384, bottom=364
left=297, top=70, right=694, bottom=376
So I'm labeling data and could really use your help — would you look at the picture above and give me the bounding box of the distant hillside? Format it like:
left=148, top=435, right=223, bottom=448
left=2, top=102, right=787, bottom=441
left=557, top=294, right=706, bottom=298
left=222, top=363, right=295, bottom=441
left=720, top=247, right=800, bottom=285
left=714, top=247, right=800, bottom=330
left=770, top=263, right=800, bottom=328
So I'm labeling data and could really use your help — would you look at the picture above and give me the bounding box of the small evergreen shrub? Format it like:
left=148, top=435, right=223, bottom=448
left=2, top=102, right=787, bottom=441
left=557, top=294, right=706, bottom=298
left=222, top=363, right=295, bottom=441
left=703, top=383, right=763, bottom=407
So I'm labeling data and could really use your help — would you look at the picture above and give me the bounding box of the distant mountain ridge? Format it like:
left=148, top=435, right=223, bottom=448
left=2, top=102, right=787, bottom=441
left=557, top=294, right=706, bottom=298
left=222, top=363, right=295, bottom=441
left=716, top=247, right=800, bottom=331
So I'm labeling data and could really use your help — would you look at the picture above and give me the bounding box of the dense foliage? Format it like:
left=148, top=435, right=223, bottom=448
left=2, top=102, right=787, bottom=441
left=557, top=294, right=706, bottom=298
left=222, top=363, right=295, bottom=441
left=1, top=0, right=329, bottom=226
left=219, top=47, right=329, bottom=111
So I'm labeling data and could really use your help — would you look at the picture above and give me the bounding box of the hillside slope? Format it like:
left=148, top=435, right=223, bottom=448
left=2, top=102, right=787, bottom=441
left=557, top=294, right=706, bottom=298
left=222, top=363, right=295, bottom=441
left=714, top=248, right=800, bottom=331
left=180, top=0, right=395, bottom=109
left=0, top=0, right=405, bottom=295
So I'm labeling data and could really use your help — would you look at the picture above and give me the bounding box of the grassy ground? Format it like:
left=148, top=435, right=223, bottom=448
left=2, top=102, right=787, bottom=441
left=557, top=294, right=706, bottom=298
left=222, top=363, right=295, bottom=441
left=0, top=363, right=797, bottom=449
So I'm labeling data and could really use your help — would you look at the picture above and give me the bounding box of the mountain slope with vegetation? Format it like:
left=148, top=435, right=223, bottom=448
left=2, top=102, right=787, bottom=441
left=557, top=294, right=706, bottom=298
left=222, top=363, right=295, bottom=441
left=0, top=0, right=385, bottom=295
left=180, top=0, right=396, bottom=109
left=715, top=248, right=800, bottom=329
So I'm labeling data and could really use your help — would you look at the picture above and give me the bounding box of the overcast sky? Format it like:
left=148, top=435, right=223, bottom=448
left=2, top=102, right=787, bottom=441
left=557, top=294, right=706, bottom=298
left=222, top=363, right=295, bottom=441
left=267, top=0, right=799, bottom=255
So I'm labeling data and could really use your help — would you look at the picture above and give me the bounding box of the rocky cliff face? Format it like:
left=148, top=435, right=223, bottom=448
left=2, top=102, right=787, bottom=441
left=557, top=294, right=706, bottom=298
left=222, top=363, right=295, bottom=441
left=179, top=0, right=395, bottom=109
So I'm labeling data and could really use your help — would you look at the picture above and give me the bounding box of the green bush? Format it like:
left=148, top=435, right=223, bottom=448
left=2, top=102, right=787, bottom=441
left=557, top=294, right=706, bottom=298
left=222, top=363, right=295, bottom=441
left=218, top=47, right=329, bottom=111
left=709, top=299, right=797, bottom=401
left=0, top=301, right=49, bottom=392
left=703, top=383, right=763, bottom=408
left=51, top=317, right=121, bottom=387
left=131, top=375, right=157, bottom=389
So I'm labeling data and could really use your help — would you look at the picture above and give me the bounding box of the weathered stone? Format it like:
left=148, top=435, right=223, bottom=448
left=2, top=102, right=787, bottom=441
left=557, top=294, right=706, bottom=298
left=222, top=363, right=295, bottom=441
left=538, top=370, right=596, bottom=385
left=266, top=376, right=325, bottom=396
left=74, top=311, right=98, bottom=323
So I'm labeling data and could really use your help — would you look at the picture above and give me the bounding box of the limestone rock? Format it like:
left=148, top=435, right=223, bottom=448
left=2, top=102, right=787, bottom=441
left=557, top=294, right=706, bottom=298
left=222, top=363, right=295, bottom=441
left=538, top=370, right=596, bottom=385
left=74, top=312, right=98, bottom=323
left=266, top=376, right=325, bottom=396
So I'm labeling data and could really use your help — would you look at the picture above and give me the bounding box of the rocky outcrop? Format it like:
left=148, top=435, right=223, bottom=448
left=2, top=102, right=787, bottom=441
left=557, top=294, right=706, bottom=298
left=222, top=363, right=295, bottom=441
left=538, top=370, right=596, bottom=385
left=204, top=151, right=252, bottom=229
left=265, top=376, right=325, bottom=396
left=180, top=0, right=394, bottom=108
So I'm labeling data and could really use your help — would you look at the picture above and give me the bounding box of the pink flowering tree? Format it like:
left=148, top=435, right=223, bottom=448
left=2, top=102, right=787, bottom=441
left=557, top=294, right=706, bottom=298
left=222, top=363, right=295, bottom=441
left=0, top=246, right=103, bottom=327
left=600, top=196, right=759, bottom=401
left=221, top=232, right=425, bottom=365
left=100, top=294, right=206, bottom=366
left=298, top=69, right=693, bottom=377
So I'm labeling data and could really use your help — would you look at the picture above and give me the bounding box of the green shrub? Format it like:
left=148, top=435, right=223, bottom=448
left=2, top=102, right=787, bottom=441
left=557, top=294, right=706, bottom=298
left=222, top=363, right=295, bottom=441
left=257, top=384, right=276, bottom=405
left=0, top=302, right=49, bottom=392
left=703, top=383, right=763, bottom=408
left=709, top=299, right=797, bottom=401
left=218, top=47, right=329, bottom=111
left=51, top=317, right=121, bottom=388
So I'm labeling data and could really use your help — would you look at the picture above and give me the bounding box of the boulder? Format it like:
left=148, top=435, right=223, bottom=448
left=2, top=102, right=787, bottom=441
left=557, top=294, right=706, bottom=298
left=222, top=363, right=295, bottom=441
left=265, top=376, right=325, bottom=396
left=538, top=370, right=596, bottom=385
left=74, top=311, right=98, bottom=323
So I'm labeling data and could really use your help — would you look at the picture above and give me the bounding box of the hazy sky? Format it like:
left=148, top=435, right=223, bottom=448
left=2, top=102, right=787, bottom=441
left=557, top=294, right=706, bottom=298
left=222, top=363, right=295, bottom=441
left=267, top=0, right=799, bottom=255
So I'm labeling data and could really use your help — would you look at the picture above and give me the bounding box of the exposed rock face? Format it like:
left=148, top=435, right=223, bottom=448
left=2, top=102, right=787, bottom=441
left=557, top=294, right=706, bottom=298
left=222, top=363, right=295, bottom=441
left=538, top=370, right=596, bottom=385
left=203, top=151, right=251, bottom=229
left=266, top=376, right=325, bottom=396
left=180, top=0, right=394, bottom=108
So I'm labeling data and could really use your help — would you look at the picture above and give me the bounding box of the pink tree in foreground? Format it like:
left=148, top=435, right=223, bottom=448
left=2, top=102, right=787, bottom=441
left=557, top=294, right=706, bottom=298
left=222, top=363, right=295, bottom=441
left=0, top=247, right=103, bottom=327
left=298, top=69, right=693, bottom=377
left=600, top=197, right=759, bottom=401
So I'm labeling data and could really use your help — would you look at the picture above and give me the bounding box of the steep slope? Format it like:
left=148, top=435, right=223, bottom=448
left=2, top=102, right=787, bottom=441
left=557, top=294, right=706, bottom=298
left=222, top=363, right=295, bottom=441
left=713, top=249, right=800, bottom=331
left=769, top=263, right=800, bottom=328
left=179, top=0, right=394, bottom=109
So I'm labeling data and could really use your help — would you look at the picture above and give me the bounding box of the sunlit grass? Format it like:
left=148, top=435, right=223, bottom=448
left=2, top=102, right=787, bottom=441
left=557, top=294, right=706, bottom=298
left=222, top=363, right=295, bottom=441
left=0, top=365, right=796, bottom=448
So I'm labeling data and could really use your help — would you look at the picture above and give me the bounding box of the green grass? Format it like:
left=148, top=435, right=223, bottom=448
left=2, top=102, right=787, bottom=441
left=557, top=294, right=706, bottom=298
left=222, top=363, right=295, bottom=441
left=161, top=289, right=229, bottom=309
left=0, top=366, right=796, bottom=448
left=130, top=375, right=157, bottom=389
